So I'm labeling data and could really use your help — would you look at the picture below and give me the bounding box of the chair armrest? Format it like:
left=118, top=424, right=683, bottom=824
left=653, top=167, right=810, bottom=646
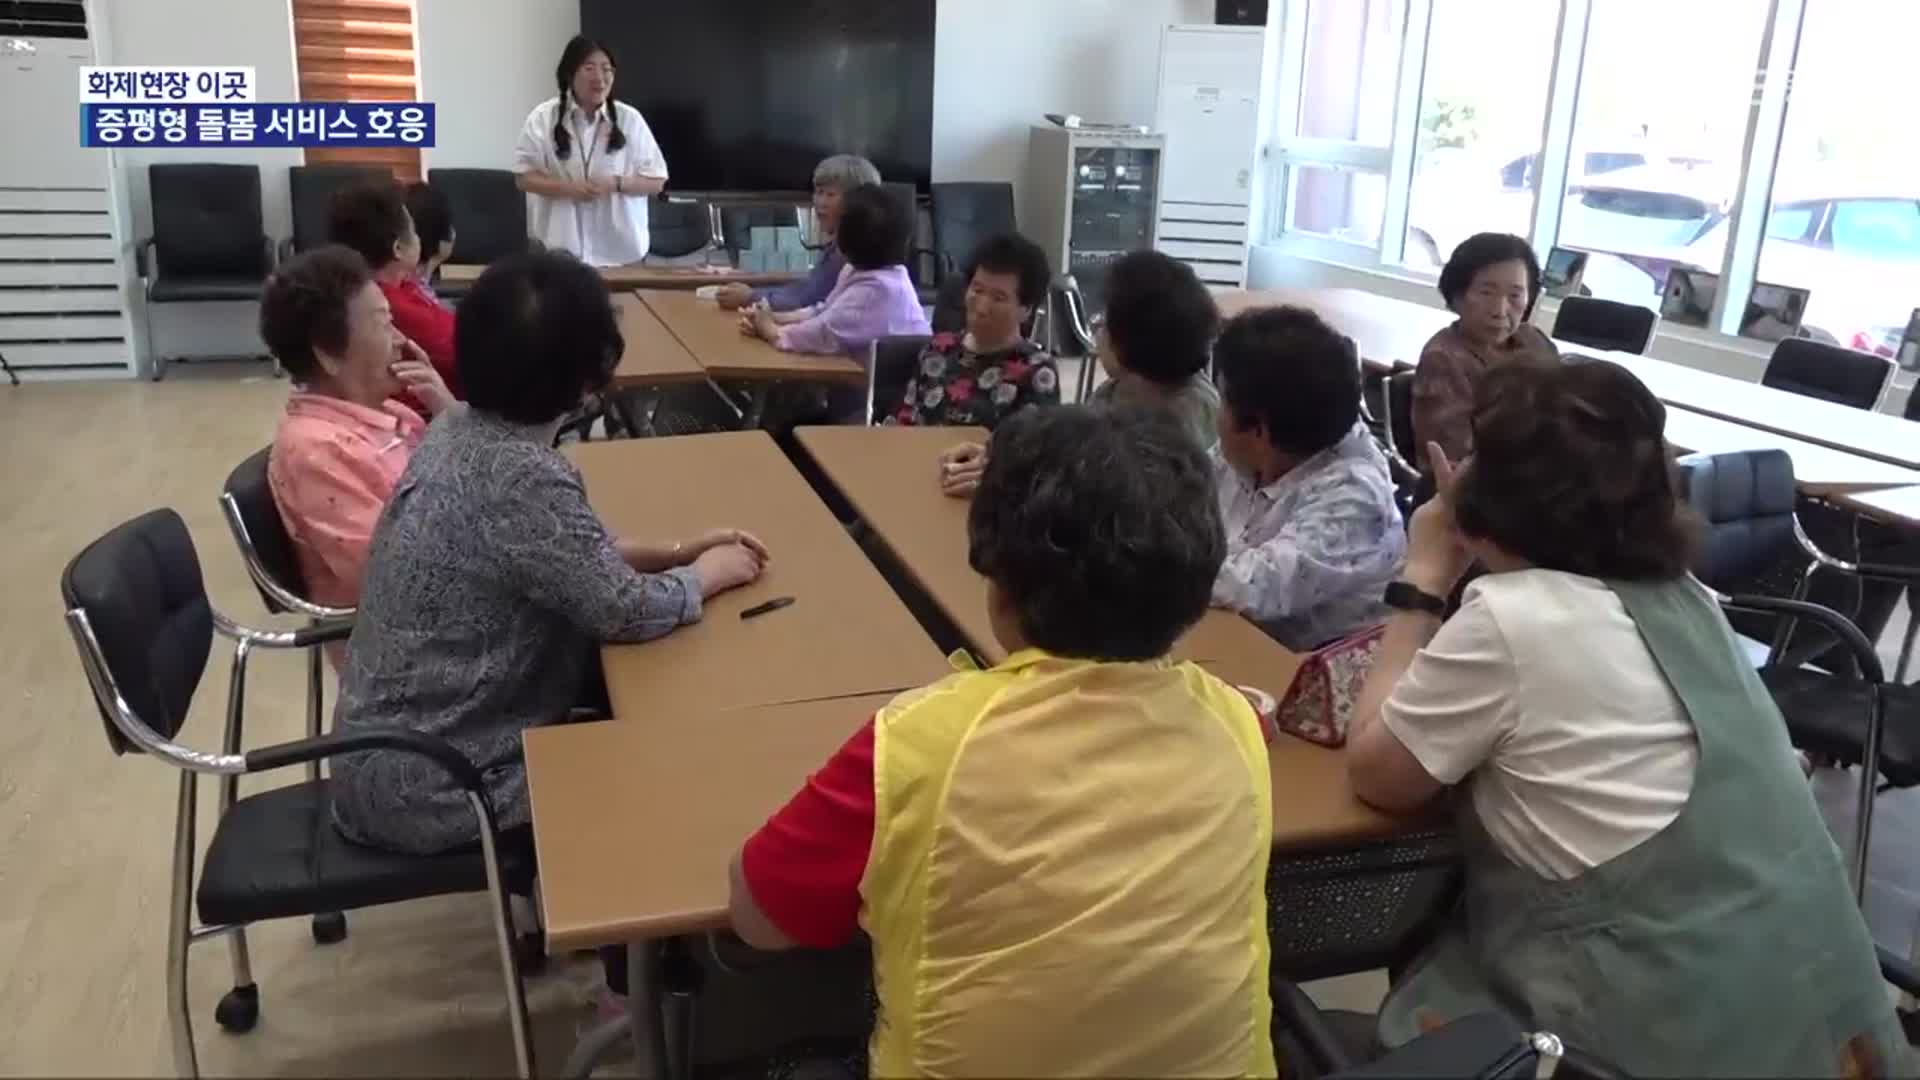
left=1880, top=945, right=1920, bottom=995
left=135, top=237, right=155, bottom=281
left=244, top=726, right=485, bottom=793
left=213, top=611, right=354, bottom=651
left=1720, top=592, right=1885, bottom=682
left=1271, top=978, right=1357, bottom=1075
left=277, top=237, right=293, bottom=265
left=1329, top=1014, right=1530, bottom=1079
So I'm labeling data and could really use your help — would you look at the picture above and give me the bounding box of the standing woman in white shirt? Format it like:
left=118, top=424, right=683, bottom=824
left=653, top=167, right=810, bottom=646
left=513, top=36, right=668, bottom=267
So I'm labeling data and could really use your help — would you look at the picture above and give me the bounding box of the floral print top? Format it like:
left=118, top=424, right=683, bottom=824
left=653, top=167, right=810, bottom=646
left=890, top=333, right=1060, bottom=429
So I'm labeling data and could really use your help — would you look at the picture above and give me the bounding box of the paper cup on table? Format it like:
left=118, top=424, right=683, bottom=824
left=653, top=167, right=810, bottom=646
left=1237, top=685, right=1279, bottom=744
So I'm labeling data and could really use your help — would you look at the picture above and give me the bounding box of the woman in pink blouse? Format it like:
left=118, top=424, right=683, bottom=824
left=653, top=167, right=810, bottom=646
left=260, top=245, right=455, bottom=614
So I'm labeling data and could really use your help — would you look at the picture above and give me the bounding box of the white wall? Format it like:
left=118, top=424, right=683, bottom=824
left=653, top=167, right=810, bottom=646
left=416, top=0, right=578, bottom=171
left=413, top=0, right=1206, bottom=187
left=90, top=0, right=301, bottom=371
left=932, top=0, right=1211, bottom=198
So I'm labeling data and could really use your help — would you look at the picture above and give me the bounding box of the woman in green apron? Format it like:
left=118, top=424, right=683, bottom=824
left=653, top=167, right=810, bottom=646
left=1345, top=359, right=1909, bottom=1077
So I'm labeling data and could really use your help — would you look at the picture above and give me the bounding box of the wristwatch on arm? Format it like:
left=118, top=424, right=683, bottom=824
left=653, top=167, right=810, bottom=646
left=1383, top=580, right=1447, bottom=617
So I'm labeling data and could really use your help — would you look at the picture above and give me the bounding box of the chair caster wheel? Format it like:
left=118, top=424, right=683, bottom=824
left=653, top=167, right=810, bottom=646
left=517, top=931, right=548, bottom=975
left=214, top=983, right=259, bottom=1033
left=311, top=911, right=347, bottom=944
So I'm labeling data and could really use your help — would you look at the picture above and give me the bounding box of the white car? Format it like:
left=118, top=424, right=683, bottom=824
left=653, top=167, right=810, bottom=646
left=1406, top=147, right=1709, bottom=269
left=1563, top=164, right=1920, bottom=351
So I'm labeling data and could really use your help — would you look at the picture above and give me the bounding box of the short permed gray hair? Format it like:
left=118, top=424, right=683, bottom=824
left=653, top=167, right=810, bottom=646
left=812, top=154, right=882, bottom=191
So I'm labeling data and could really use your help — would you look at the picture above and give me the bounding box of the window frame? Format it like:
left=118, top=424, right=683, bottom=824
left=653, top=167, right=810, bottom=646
left=1264, top=0, right=1826, bottom=353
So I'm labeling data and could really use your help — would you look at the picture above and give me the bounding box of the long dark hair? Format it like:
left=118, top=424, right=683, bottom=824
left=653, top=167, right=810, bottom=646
left=552, top=35, right=626, bottom=161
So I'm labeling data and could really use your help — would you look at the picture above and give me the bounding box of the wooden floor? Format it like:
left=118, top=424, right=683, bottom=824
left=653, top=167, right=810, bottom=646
left=0, top=373, right=607, bottom=1077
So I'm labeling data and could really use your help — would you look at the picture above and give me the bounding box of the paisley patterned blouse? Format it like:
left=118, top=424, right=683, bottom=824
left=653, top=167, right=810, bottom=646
left=890, top=333, right=1060, bottom=429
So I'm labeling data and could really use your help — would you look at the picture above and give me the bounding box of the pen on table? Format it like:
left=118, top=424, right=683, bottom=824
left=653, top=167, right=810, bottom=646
left=740, top=596, right=796, bottom=620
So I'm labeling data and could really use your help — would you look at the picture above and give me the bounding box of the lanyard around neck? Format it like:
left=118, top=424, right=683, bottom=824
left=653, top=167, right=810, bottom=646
left=570, top=99, right=601, bottom=177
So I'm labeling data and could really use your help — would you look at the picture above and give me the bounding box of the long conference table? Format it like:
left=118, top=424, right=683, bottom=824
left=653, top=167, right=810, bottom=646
left=440, top=259, right=799, bottom=290
left=1220, top=287, right=1920, bottom=515
left=524, top=427, right=1433, bottom=1077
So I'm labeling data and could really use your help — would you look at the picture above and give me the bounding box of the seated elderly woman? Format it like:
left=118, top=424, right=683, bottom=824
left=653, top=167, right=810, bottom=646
left=403, top=179, right=457, bottom=303
left=1084, top=249, right=1221, bottom=451
left=1210, top=306, right=1405, bottom=650
left=731, top=403, right=1275, bottom=1076
left=892, top=231, right=1059, bottom=428
left=261, top=245, right=454, bottom=614
left=1347, top=361, right=1908, bottom=1076
left=331, top=250, right=770, bottom=856
left=930, top=246, right=1210, bottom=496
left=331, top=180, right=462, bottom=412
left=1411, top=231, right=1559, bottom=466
left=738, top=183, right=930, bottom=357
left=714, top=154, right=882, bottom=313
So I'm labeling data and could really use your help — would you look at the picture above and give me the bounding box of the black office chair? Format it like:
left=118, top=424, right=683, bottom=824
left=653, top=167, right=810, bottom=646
left=218, top=446, right=357, bottom=942
left=60, top=509, right=538, bottom=1078
left=1376, top=364, right=1422, bottom=515
left=928, top=182, right=1015, bottom=288
left=882, top=181, right=948, bottom=304
left=287, top=163, right=386, bottom=257
left=1552, top=296, right=1658, bottom=355
left=138, top=164, right=274, bottom=380
left=866, top=335, right=932, bottom=425
left=428, top=168, right=530, bottom=267
left=1761, top=337, right=1890, bottom=410
left=1677, top=449, right=1920, bottom=900
left=649, top=195, right=711, bottom=259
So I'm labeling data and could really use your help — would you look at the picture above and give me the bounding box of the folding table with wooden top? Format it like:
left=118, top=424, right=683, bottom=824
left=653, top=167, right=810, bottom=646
left=525, top=693, right=897, bottom=1080
left=639, top=289, right=866, bottom=427
left=438, top=260, right=800, bottom=291
left=568, top=431, right=950, bottom=717
left=788, top=425, right=1429, bottom=855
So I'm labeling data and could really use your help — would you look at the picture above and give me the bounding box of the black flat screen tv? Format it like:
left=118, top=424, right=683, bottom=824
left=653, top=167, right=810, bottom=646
left=580, top=0, right=935, bottom=193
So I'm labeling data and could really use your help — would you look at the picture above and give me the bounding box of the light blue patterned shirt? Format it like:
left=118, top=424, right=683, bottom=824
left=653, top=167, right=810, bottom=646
left=1211, top=422, right=1406, bottom=651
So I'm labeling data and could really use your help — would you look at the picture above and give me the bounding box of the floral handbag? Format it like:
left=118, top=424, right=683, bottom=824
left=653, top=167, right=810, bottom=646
left=1275, top=624, right=1388, bottom=747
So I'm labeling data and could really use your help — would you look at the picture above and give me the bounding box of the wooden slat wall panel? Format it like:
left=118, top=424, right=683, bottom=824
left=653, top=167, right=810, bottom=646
left=0, top=212, right=114, bottom=236
left=0, top=262, right=119, bottom=287
left=0, top=236, right=117, bottom=260
left=0, top=287, right=121, bottom=314
left=290, top=0, right=421, bottom=181
left=0, top=189, right=112, bottom=213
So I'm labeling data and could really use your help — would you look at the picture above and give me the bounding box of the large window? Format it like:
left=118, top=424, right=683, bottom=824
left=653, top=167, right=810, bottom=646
left=1401, top=0, right=1558, bottom=268
left=1274, top=0, right=1406, bottom=254
left=1756, top=0, right=1920, bottom=354
left=1559, top=0, right=1769, bottom=313
left=1269, top=0, right=1905, bottom=361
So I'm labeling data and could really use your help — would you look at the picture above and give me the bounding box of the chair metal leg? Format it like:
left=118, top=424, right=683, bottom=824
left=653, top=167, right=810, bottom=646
left=168, top=772, right=201, bottom=1079
left=1851, top=682, right=1886, bottom=903
left=299, top=640, right=349, bottom=945
left=305, top=641, right=324, bottom=776
left=565, top=1014, right=634, bottom=1079
left=474, top=795, right=536, bottom=1079
left=629, top=941, right=671, bottom=1080
left=660, top=937, right=700, bottom=1080
left=1895, top=614, right=1919, bottom=685
left=218, top=639, right=250, bottom=815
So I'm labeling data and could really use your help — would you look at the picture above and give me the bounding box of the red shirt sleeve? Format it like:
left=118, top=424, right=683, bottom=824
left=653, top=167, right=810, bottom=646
left=739, top=718, right=877, bottom=949
left=383, top=279, right=461, bottom=400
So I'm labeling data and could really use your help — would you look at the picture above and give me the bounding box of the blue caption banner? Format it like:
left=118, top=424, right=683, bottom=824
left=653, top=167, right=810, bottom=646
left=81, top=102, right=435, bottom=148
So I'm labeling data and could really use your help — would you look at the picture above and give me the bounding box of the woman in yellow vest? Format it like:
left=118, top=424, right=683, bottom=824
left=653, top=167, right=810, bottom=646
left=728, top=403, right=1278, bottom=1077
